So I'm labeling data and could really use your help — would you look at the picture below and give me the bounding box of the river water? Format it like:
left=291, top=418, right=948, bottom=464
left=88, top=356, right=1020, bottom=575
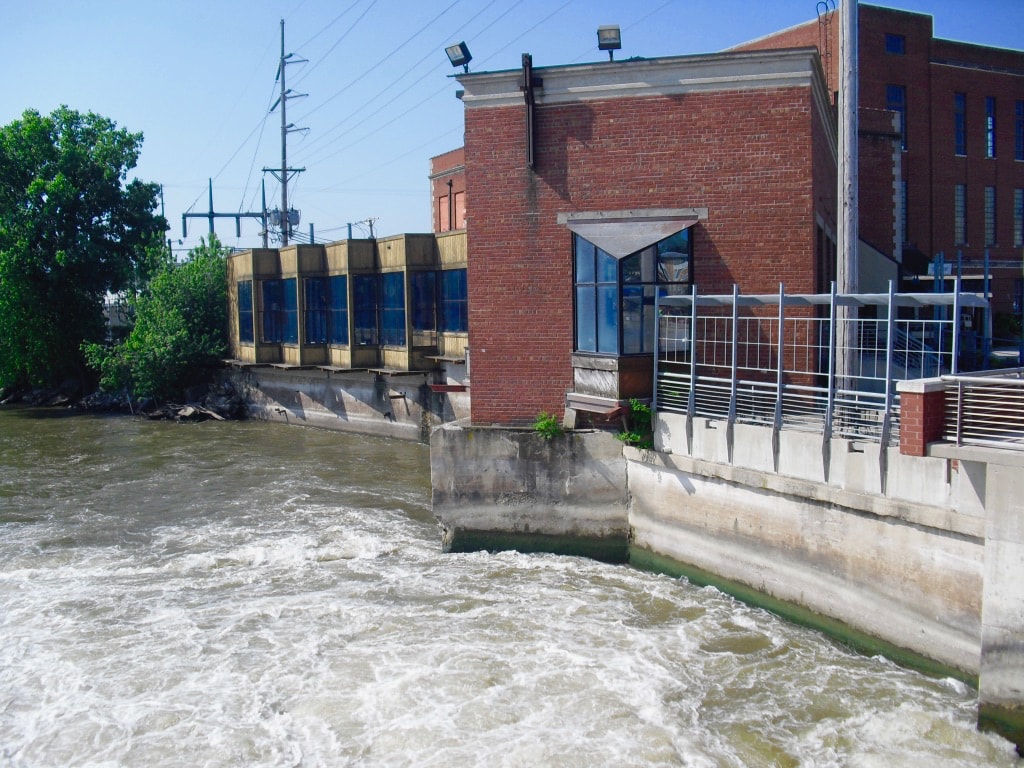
left=0, top=408, right=1017, bottom=767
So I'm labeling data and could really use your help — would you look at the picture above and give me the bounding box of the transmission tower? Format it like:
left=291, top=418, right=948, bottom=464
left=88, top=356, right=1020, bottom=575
left=263, top=18, right=307, bottom=246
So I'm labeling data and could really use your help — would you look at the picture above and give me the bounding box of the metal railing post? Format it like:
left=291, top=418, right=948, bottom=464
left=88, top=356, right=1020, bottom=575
left=824, top=282, right=838, bottom=443
left=727, top=285, right=739, bottom=462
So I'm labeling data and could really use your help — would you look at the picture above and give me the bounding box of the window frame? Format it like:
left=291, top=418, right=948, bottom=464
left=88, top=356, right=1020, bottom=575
left=440, top=268, right=468, bottom=333
left=573, top=229, right=693, bottom=357
left=954, top=92, right=967, bottom=156
left=261, top=278, right=298, bottom=345
left=328, top=274, right=349, bottom=346
left=303, top=277, right=329, bottom=345
left=984, top=186, right=997, bottom=247
left=379, top=271, right=407, bottom=347
left=954, top=184, right=967, bottom=247
left=237, top=280, right=254, bottom=344
left=985, top=96, right=997, bottom=159
left=886, top=84, right=907, bottom=150
left=885, top=34, right=906, bottom=55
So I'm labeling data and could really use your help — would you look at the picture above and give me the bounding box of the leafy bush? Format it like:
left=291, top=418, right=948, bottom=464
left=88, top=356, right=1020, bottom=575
left=616, top=398, right=654, bottom=449
left=84, top=236, right=229, bottom=401
left=533, top=411, right=564, bottom=440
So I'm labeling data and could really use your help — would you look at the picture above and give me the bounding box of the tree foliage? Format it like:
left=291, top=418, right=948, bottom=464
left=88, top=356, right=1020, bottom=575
left=0, top=106, right=166, bottom=390
left=84, top=236, right=230, bottom=401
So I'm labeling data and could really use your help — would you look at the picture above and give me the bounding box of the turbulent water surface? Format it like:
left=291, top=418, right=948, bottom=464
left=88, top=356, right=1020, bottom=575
left=0, top=408, right=1017, bottom=767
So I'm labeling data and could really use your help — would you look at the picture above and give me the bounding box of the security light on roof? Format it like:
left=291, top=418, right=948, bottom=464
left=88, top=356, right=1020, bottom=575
left=446, top=41, right=472, bottom=72
left=597, top=25, right=621, bottom=60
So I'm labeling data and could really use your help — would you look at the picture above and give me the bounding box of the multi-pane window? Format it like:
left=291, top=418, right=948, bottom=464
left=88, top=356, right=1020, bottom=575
left=237, top=280, right=254, bottom=344
left=1014, top=189, right=1023, bottom=248
left=885, top=34, right=905, bottom=55
left=353, top=274, right=378, bottom=346
left=954, top=93, right=967, bottom=156
left=985, top=97, right=997, bottom=158
left=984, top=186, right=997, bottom=247
left=261, top=278, right=298, bottom=344
left=328, top=275, right=349, bottom=345
left=954, top=184, right=967, bottom=246
left=380, top=271, right=406, bottom=346
left=440, top=269, right=468, bottom=333
left=303, top=278, right=328, bottom=345
left=410, top=271, right=437, bottom=333
left=574, top=229, right=692, bottom=356
left=886, top=85, right=907, bottom=149
left=899, top=180, right=908, bottom=245
left=1016, top=100, right=1024, bottom=162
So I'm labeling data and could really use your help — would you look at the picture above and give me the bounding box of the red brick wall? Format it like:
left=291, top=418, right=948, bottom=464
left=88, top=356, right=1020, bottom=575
left=465, top=86, right=828, bottom=425
left=430, top=147, right=466, bottom=233
left=900, top=388, right=946, bottom=457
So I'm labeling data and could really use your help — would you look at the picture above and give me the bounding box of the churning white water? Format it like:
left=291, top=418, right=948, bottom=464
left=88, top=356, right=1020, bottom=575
left=0, top=410, right=1017, bottom=767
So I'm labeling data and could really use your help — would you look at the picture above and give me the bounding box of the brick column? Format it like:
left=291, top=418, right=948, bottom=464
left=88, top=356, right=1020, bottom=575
left=897, top=378, right=947, bottom=456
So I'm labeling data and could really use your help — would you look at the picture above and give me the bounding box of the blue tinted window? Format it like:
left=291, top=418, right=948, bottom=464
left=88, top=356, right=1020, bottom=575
left=411, top=272, right=436, bottom=332
left=261, top=278, right=297, bottom=344
left=440, top=269, right=468, bottom=333
left=885, top=34, right=905, bottom=55
left=238, top=280, right=253, bottom=344
left=380, top=272, right=406, bottom=347
left=887, top=85, right=907, bottom=149
left=304, top=278, right=328, bottom=345
left=353, top=275, right=378, bottom=346
left=328, top=275, right=349, bottom=345
left=954, top=93, right=966, bottom=156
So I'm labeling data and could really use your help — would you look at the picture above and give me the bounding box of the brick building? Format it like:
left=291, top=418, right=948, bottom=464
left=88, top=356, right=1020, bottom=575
left=737, top=4, right=1024, bottom=314
left=453, top=48, right=842, bottom=426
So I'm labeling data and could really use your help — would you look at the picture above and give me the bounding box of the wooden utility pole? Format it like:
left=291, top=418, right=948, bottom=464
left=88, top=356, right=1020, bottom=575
left=837, top=0, right=858, bottom=294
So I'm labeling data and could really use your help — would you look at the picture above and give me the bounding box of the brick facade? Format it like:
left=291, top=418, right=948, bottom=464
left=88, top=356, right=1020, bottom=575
left=739, top=6, right=1024, bottom=312
left=457, top=50, right=837, bottom=425
left=429, top=147, right=466, bottom=233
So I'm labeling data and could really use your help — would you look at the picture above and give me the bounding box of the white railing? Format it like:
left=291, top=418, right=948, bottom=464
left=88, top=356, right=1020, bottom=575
left=943, top=369, right=1024, bottom=450
left=656, top=282, right=988, bottom=448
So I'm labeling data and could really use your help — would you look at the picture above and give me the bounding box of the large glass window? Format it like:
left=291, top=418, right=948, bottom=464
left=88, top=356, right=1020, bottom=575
left=410, top=271, right=436, bottom=333
left=328, top=275, right=349, bottom=345
left=440, top=268, right=468, bottom=333
left=380, top=271, right=406, bottom=346
left=304, top=278, right=328, bottom=345
left=574, top=229, right=692, bottom=355
left=353, top=274, right=378, bottom=346
left=261, top=278, right=297, bottom=344
left=238, top=280, right=254, bottom=344
left=954, top=92, right=966, bottom=156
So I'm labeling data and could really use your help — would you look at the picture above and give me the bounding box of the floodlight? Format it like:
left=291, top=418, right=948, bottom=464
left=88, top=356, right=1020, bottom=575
left=597, top=25, right=621, bottom=60
left=446, top=41, right=472, bottom=72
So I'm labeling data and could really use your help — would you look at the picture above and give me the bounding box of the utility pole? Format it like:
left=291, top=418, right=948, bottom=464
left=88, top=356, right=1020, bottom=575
left=182, top=178, right=270, bottom=248
left=837, top=0, right=858, bottom=295
left=264, top=18, right=307, bottom=246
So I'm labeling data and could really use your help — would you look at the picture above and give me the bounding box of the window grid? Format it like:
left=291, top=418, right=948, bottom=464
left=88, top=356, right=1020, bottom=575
left=238, top=280, right=254, bottom=344
left=1014, top=189, right=1023, bottom=249
left=885, top=34, right=905, bottom=55
left=954, top=184, right=967, bottom=246
left=984, top=186, right=997, bottom=247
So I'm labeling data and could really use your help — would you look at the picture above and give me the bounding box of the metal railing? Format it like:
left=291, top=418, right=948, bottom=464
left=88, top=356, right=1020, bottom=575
left=655, top=282, right=988, bottom=447
left=943, top=369, right=1024, bottom=450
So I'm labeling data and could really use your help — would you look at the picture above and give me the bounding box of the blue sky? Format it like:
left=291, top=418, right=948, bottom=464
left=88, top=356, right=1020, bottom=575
left=4, top=1, right=1022, bottom=256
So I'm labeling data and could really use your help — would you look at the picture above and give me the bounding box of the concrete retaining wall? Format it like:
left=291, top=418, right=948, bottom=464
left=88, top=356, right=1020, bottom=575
left=430, top=425, right=629, bottom=562
left=227, top=367, right=470, bottom=442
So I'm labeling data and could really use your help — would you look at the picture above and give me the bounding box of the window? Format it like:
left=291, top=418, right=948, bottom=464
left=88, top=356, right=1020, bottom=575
left=328, top=275, right=349, bottom=345
left=885, top=34, right=905, bottom=55
left=954, top=93, right=967, bottom=156
left=899, top=180, right=908, bottom=245
left=353, top=274, right=378, bottom=346
left=574, top=229, right=692, bottom=355
left=410, top=271, right=436, bottom=333
left=261, top=278, right=298, bottom=344
left=440, top=268, right=468, bottom=333
left=1014, top=189, right=1023, bottom=248
left=985, top=97, right=997, bottom=158
left=303, top=278, right=328, bottom=345
left=954, top=184, right=967, bottom=246
left=984, top=186, right=997, bottom=247
left=1016, top=100, right=1024, bottom=161
left=238, top=280, right=254, bottom=344
left=886, top=85, right=907, bottom=149
left=380, top=271, right=406, bottom=346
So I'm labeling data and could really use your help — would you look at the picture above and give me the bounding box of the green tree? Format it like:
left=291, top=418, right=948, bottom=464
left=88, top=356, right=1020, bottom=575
left=85, top=236, right=230, bottom=401
left=0, top=107, right=166, bottom=391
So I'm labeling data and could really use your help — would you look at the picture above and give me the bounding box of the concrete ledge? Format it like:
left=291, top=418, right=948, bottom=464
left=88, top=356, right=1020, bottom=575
left=929, top=441, right=1024, bottom=469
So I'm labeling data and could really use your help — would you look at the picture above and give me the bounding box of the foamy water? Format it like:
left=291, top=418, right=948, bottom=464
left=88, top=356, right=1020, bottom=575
left=0, top=411, right=1017, bottom=766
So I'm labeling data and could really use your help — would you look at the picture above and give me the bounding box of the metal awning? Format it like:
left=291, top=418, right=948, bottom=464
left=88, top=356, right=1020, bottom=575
left=557, top=208, right=704, bottom=259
